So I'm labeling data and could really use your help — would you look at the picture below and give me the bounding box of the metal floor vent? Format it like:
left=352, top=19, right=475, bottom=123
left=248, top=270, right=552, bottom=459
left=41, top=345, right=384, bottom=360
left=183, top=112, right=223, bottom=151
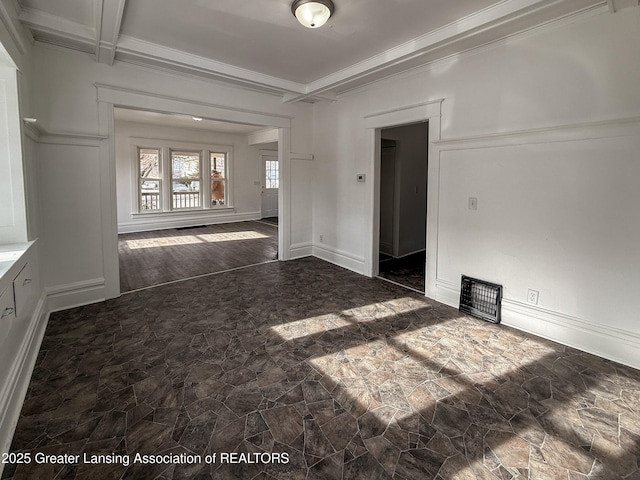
left=459, top=275, right=503, bottom=324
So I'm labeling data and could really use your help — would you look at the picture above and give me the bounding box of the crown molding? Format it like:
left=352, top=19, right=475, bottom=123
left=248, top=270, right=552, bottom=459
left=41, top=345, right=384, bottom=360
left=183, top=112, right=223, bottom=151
left=19, top=7, right=95, bottom=54
left=0, top=0, right=30, bottom=55
left=114, top=36, right=307, bottom=97
left=15, top=0, right=612, bottom=103
left=303, top=0, right=607, bottom=97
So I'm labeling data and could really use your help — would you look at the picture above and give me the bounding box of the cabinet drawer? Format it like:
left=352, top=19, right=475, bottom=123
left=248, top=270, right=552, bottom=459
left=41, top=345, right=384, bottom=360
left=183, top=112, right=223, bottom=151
left=13, top=263, right=34, bottom=317
left=0, top=286, right=15, bottom=321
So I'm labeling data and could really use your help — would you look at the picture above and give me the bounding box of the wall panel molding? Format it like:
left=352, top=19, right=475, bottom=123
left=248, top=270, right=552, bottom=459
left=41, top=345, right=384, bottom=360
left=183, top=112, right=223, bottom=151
left=435, top=115, right=640, bottom=149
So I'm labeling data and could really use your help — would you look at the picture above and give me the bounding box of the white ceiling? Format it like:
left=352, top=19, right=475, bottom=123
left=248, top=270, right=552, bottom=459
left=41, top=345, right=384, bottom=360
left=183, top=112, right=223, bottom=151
left=14, top=0, right=611, bottom=101
left=118, top=0, right=500, bottom=84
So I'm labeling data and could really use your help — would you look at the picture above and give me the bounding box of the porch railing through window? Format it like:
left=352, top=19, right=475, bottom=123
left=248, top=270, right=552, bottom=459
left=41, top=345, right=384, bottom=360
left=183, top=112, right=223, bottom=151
left=172, top=191, right=200, bottom=209
left=141, top=192, right=160, bottom=210
left=141, top=191, right=201, bottom=210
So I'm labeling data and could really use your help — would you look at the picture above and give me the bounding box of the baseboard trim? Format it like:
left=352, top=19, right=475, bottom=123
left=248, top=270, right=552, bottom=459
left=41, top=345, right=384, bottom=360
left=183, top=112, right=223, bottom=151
left=290, top=242, right=312, bottom=259
left=118, top=211, right=262, bottom=234
left=312, top=245, right=366, bottom=275
left=0, top=292, right=49, bottom=472
left=434, top=280, right=640, bottom=370
left=502, top=300, right=640, bottom=370
left=46, top=278, right=106, bottom=312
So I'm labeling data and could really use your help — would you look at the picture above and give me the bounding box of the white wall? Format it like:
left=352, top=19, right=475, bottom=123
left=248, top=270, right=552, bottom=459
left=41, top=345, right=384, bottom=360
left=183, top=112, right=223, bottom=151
left=30, top=45, right=313, bottom=306
left=381, top=123, right=428, bottom=257
left=0, top=10, right=50, bottom=473
left=115, top=120, right=265, bottom=232
left=312, top=8, right=640, bottom=368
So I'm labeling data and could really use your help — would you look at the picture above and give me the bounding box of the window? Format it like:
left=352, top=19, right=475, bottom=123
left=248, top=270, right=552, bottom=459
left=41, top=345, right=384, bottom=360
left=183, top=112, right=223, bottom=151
left=171, top=150, right=201, bottom=209
left=265, top=160, right=279, bottom=189
left=139, top=148, right=161, bottom=211
left=132, top=139, right=232, bottom=215
left=210, top=153, right=226, bottom=206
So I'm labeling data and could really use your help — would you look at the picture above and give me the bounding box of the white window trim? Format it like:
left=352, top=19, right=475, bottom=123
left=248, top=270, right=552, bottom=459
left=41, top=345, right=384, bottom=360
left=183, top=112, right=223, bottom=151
left=130, top=137, right=233, bottom=215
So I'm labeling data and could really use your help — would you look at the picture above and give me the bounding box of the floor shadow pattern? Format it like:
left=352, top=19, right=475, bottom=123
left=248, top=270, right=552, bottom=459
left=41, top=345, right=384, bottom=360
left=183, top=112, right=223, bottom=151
left=5, top=257, right=640, bottom=479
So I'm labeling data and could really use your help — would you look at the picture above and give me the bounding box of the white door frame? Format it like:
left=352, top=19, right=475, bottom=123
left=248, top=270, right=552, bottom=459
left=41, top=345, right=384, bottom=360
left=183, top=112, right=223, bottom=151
left=96, top=85, right=293, bottom=298
left=365, top=99, right=443, bottom=298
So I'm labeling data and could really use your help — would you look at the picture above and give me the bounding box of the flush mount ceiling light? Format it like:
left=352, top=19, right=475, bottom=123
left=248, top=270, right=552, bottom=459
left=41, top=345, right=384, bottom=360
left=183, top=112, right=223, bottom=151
left=291, top=0, right=334, bottom=28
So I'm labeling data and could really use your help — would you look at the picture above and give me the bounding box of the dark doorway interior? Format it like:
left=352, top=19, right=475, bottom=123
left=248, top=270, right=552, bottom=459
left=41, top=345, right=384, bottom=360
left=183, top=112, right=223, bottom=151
left=378, top=122, right=429, bottom=292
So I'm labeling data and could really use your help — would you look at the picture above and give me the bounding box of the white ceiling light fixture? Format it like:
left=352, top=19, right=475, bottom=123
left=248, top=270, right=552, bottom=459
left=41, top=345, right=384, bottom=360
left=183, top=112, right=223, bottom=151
left=291, top=0, right=334, bottom=28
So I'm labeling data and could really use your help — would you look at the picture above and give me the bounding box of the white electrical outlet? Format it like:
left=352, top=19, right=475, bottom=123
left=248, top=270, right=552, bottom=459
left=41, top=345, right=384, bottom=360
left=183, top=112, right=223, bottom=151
left=527, top=289, right=539, bottom=305
left=319, top=235, right=324, bottom=243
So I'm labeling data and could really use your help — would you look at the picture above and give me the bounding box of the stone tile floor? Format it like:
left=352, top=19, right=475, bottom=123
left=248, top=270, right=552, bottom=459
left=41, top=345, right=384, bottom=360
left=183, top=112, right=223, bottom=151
left=3, top=257, right=640, bottom=479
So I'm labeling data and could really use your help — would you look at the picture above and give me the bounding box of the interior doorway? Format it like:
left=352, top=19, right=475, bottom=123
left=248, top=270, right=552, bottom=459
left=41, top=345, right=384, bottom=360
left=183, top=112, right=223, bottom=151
left=261, top=152, right=279, bottom=220
left=377, top=121, right=429, bottom=292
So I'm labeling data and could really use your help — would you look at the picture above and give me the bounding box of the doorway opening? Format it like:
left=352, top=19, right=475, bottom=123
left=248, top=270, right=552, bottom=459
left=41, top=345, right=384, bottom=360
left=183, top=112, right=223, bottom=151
left=113, top=108, right=279, bottom=292
left=377, top=121, right=429, bottom=292
left=260, top=150, right=279, bottom=224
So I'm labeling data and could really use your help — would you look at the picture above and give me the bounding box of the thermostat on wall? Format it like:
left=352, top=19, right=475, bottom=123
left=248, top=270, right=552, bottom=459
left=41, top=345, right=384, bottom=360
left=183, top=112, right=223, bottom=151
left=356, top=174, right=366, bottom=182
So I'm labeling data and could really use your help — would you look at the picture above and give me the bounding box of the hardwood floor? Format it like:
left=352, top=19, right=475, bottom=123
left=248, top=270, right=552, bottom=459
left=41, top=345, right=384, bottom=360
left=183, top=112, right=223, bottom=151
left=118, top=221, right=278, bottom=292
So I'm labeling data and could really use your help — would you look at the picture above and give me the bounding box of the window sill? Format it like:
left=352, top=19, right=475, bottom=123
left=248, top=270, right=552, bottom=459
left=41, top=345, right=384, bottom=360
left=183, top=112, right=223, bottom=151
left=132, top=207, right=235, bottom=218
left=0, top=241, right=34, bottom=284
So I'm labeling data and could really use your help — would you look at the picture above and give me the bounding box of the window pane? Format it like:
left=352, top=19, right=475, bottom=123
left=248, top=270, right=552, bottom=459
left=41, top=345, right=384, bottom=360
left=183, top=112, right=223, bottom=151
left=139, top=148, right=160, bottom=178
left=266, top=160, right=279, bottom=189
left=140, top=180, right=160, bottom=210
left=172, top=180, right=200, bottom=209
left=211, top=180, right=225, bottom=206
left=211, top=153, right=226, bottom=207
left=172, top=151, right=200, bottom=179
left=211, top=153, right=225, bottom=178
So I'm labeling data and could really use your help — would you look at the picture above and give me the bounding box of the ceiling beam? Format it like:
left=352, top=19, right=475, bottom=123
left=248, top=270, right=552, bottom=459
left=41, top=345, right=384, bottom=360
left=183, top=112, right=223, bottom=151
left=96, top=0, right=126, bottom=65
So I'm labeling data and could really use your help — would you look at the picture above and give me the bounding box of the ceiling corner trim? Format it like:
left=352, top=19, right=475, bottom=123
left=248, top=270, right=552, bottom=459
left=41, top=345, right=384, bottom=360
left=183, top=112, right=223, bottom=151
left=0, top=0, right=30, bottom=55
left=303, top=0, right=606, bottom=97
left=19, top=7, right=96, bottom=53
left=114, top=36, right=307, bottom=97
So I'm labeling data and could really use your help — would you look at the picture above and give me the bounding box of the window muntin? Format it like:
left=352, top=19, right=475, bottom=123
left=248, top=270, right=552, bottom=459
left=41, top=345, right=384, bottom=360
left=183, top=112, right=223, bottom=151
left=133, top=141, right=231, bottom=214
left=171, top=150, right=201, bottom=209
left=139, top=148, right=161, bottom=211
left=211, top=153, right=226, bottom=206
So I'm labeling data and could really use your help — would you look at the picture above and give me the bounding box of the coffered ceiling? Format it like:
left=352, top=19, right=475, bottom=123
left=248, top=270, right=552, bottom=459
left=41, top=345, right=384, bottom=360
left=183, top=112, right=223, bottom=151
left=10, top=0, right=622, bottom=102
